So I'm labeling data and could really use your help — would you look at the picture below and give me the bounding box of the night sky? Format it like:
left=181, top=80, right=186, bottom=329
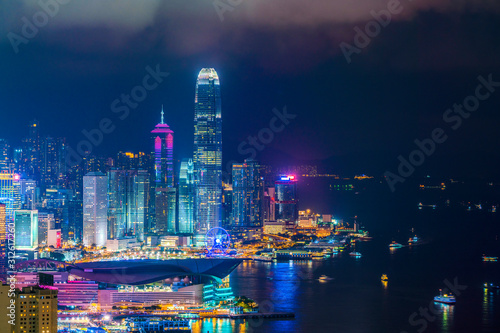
left=1, top=0, right=500, bottom=178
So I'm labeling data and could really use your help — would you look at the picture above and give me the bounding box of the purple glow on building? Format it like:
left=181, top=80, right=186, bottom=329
left=151, top=108, right=174, bottom=186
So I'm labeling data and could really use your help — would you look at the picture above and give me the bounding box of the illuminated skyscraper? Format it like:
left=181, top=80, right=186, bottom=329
left=107, top=170, right=149, bottom=241
left=0, top=172, right=21, bottom=221
left=37, top=211, right=55, bottom=246
left=151, top=106, right=174, bottom=187
left=19, top=179, right=37, bottom=210
left=21, top=119, right=41, bottom=181
left=222, top=182, right=233, bottom=229
left=178, top=159, right=194, bottom=234
left=231, top=159, right=263, bottom=228
left=151, top=107, right=176, bottom=234
left=116, top=151, right=149, bottom=170
left=14, top=209, right=38, bottom=250
left=41, top=137, right=67, bottom=188
left=275, top=175, right=298, bottom=223
left=83, top=172, right=107, bottom=247
left=67, top=198, right=83, bottom=243
left=0, top=139, right=10, bottom=171
left=155, top=187, right=177, bottom=234
left=193, top=68, right=222, bottom=232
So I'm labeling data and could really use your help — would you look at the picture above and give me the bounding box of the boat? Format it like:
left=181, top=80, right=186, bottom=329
left=482, top=255, right=498, bottom=262
left=253, top=255, right=273, bottom=262
left=312, top=252, right=325, bottom=260
left=389, top=241, right=403, bottom=249
left=349, top=251, right=362, bottom=257
left=318, top=275, right=334, bottom=281
left=381, top=274, right=388, bottom=281
left=484, top=283, right=500, bottom=289
left=408, top=236, right=419, bottom=245
left=434, top=290, right=456, bottom=304
left=127, top=317, right=191, bottom=332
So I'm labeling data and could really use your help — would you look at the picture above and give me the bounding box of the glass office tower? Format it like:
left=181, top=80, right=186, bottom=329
left=193, top=68, right=222, bottom=233
left=231, top=159, right=263, bottom=228
left=178, top=159, right=194, bottom=234
left=83, top=172, right=107, bottom=247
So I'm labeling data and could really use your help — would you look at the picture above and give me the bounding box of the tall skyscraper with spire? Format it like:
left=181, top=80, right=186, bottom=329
left=193, top=68, right=222, bottom=232
left=151, top=107, right=176, bottom=234
left=151, top=106, right=174, bottom=187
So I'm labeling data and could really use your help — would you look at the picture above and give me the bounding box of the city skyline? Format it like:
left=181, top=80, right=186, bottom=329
left=2, top=2, right=500, bottom=178
left=1, top=2, right=500, bottom=332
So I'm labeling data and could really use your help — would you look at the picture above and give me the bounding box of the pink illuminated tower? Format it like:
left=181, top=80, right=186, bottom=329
left=151, top=106, right=174, bottom=187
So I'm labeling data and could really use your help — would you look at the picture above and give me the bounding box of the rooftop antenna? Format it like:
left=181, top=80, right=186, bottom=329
left=160, top=104, right=165, bottom=124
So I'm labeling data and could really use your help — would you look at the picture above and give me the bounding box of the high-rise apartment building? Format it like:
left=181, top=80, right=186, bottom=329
left=0, top=285, right=58, bottom=333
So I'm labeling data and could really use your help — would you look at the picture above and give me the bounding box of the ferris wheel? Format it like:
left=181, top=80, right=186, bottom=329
left=205, top=227, right=231, bottom=255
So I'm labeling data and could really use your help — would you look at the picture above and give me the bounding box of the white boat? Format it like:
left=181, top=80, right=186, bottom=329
left=349, top=251, right=362, bottom=257
left=434, top=290, right=456, bottom=304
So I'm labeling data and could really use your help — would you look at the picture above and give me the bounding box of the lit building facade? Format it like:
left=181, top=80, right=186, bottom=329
left=178, top=159, right=194, bottom=234
left=0, top=172, right=21, bottom=221
left=0, top=139, right=10, bottom=171
left=221, top=182, right=232, bottom=229
left=0, top=203, right=6, bottom=246
left=151, top=107, right=174, bottom=187
left=37, top=211, right=55, bottom=246
left=19, top=179, right=37, bottom=210
left=67, top=198, right=83, bottom=243
left=193, top=68, right=222, bottom=233
left=116, top=151, right=150, bottom=170
left=107, top=169, right=149, bottom=242
left=14, top=209, right=38, bottom=250
left=275, top=175, right=298, bottom=223
left=0, top=285, right=58, bottom=333
left=83, top=172, right=107, bottom=247
left=203, top=276, right=234, bottom=305
left=231, top=160, right=263, bottom=228
left=41, top=136, right=67, bottom=188
left=155, top=187, right=177, bottom=234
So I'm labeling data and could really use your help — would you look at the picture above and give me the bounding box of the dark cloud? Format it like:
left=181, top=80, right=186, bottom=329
left=2, top=0, right=500, bottom=71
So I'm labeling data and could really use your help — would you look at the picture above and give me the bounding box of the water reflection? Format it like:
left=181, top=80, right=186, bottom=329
left=482, top=286, right=495, bottom=326
left=434, top=302, right=455, bottom=330
left=191, top=318, right=248, bottom=333
left=381, top=280, right=388, bottom=290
